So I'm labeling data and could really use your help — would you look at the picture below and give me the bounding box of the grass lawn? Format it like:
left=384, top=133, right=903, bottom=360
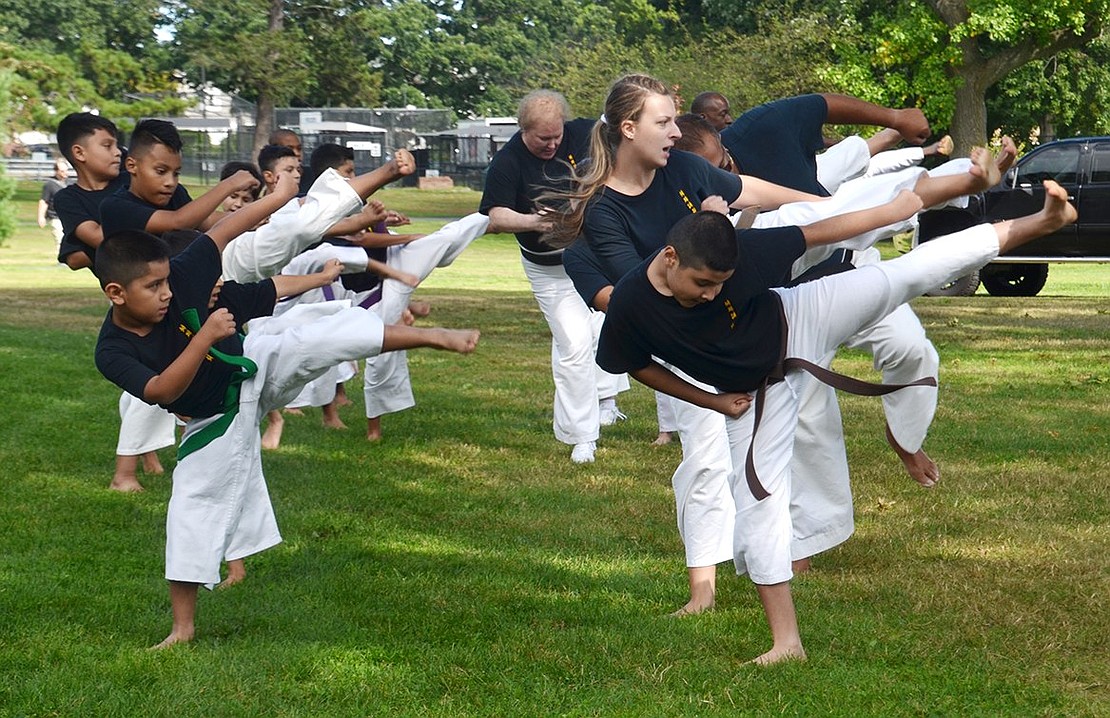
left=0, top=181, right=1107, bottom=716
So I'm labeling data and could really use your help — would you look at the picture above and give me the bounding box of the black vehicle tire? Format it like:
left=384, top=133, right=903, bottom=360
left=980, top=263, right=1049, bottom=296
left=925, top=270, right=981, bottom=297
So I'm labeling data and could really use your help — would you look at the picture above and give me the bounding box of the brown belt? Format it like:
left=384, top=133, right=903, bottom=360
left=742, top=301, right=936, bottom=501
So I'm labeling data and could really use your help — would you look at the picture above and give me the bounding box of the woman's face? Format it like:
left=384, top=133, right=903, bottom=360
left=622, top=93, right=681, bottom=169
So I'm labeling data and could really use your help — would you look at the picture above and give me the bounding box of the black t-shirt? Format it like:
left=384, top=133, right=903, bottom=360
left=479, top=117, right=594, bottom=259
left=720, top=94, right=830, bottom=197
left=597, top=226, right=805, bottom=393
left=40, top=178, right=69, bottom=220
left=562, top=240, right=612, bottom=309
left=99, top=184, right=193, bottom=238
left=581, top=150, right=743, bottom=285
left=95, top=236, right=277, bottom=418
left=54, top=174, right=129, bottom=264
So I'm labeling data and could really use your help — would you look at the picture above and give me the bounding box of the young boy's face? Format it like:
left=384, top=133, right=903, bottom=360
left=263, top=156, right=302, bottom=191
left=111, top=260, right=172, bottom=327
left=335, top=159, right=356, bottom=179
left=72, top=129, right=121, bottom=181
left=126, top=144, right=182, bottom=206
left=222, top=188, right=256, bottom=213
left=665, top=254, right=733, bottom=308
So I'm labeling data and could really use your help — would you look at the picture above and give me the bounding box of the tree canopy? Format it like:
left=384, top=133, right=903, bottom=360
left=1, top=0, right=1109, bottom=150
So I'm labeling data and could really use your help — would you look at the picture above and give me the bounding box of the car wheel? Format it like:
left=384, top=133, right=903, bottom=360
left=925, top=270, right=980, bottom=297
left=980, top=263, right=1049, bottom=296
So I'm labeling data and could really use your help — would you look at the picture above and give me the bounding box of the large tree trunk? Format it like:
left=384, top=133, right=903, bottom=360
left=949, top=73, right=989, bottom=155
left=253, top=0, right=284, bottom=156
left=253, top=94, right=275, bottom=156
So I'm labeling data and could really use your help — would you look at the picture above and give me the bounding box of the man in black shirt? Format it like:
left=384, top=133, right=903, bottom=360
left=480, top=90, right=627, bottom=463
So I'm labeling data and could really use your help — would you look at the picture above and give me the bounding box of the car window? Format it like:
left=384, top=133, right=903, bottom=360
left=1089, top=144, right=1110, bottom=184
left=1015, top=144, right=1081, bottom=185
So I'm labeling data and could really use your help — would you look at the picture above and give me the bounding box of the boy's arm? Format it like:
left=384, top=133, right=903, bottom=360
left=365, top=258, right=419, bottom=287
left=142, top=309, right=237, bottom=405
left=143, top=170, right=259, bottom=235
left=270, top=258, right=344, bottom=299
left=324, top=200, right=388, bottom=237
left=631, top=363, right=751, bottom=419
left=821, top=94, right=930, bottom=145
left=206, top=172, right=299, bottom=252
left=347, top=231, right=425, bottom=249
left=347, top=149, right=416, bottom=200
left=800, top=189, right=922, bottom=248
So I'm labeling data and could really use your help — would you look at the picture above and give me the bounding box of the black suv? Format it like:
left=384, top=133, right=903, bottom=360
left=915, top=136, right=1110, bottom=296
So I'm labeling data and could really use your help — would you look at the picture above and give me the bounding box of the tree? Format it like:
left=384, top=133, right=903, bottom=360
left=820, top=0, right=1110, bottom=152
left=169, top=0, right=312, bottom=152
left=0, top=70, right=17, bottom=245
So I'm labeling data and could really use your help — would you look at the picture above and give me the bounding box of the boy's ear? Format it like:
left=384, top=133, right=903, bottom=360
left=104, top=281, right=127, bottom=306
left=71, top=143, right=86, bottom=163
left=261, top=169, right=276, bottom=186
left=124, top=155, right=138, bottom=174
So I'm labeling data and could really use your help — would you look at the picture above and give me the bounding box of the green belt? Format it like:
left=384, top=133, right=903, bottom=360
left=177, top=308, right=259, bottom=461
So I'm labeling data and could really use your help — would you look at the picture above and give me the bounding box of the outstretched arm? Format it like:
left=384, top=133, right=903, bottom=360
left=631, top=362, right=751, bottom=419
left=487, top=206, right=555, bottom=235
left=733, top=176, right=823, bottom=210
left=206, top=172, right=299, bottom=252
left=347, top=149, right=416, bottom=200
left=821, top=94, right=930, bottom=145
left=144, top=170, right=260, bottom=235
left=270, top=258, right=344, bottom=299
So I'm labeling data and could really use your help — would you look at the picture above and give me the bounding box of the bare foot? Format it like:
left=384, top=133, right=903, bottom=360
left=408, top=300, right=432, bottom=318
left=366, top=416, right=382, bottom=442
left=968, top=146, right=1002, bottom=190
left=218, top=559, right=246, bottom=589
left=150, top=629, right=194, bottom=650
left=436, top=328, right=480, bottom=354
left=791, top=557, right=812, bottom=574
left=283, top=407, right=304, bottom=416
left=391, top=149, right=416, bottom=177
left=671, top=598, right=714, bottom=617
left=651, top=431, right=673, bottom=446
left=748, top=644, right=807, bottom=666
left=109, top=475, right=144, bottom=493
left=261, top=410, right=284, bottom=450
left=996, top=135, right=1018, bottom=174
left=141, top=452, right=164, bottom=475
left=886, top=425, right=939, bottom=487
left=1042, top=180, right=1079, bottom=226
left=928, top=135, right=953, bottom=157
left=323, top=417, right=347, bottom=429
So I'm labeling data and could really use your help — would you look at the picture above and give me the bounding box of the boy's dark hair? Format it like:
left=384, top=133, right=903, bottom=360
left=309, top=143, right=354, bottom=181
left=258, top=144, right=298, bottom=174
left=129, top=119, right=183, bottom=157
left=667, top=211, right=738, bottom=272
left=56, top=112, right=119, bottom=165
left=220, top=161, right=263, bottom=199
left=95, top=230, right=171, bottom=289
left=674, top=114, right=719, bottom=155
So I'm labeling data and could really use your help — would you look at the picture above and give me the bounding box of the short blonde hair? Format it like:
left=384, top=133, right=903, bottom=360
left=518, top=90, right=570, bottom=131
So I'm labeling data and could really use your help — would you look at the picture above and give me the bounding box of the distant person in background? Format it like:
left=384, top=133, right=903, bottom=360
left=270, top=128, right=314, bottom=194
left=38, top=158, right=72, bottom=260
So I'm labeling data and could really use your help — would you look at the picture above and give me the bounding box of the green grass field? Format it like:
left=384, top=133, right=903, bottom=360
left=0, top=181, right=1107, bottom=716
